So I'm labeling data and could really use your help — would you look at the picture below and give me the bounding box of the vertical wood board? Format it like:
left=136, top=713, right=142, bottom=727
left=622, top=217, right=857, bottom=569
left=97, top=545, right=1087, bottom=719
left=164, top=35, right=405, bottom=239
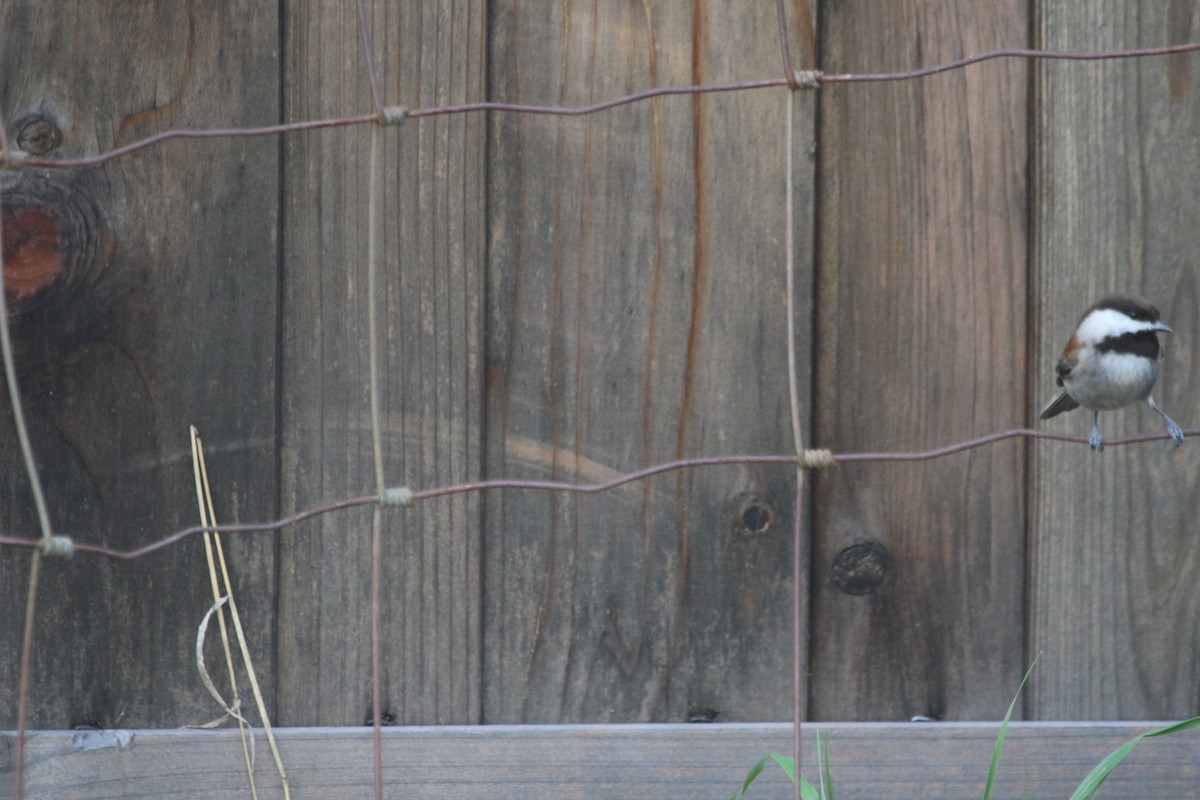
left=0, top=2, right=280, bottom=730
left=1030, top=3, right=1200, bottom=719
left=485, top=0, right=816, bottom=723
left=0, top=0, right=278, bottom=734
left=277, top=0, right=486, bottom=726
left=811, top=0, right=1028, bottom=720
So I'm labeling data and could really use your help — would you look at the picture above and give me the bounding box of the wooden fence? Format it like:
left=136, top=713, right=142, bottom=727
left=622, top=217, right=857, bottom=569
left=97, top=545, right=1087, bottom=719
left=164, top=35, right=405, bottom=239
left=2, top=0, right=1200, bottom=759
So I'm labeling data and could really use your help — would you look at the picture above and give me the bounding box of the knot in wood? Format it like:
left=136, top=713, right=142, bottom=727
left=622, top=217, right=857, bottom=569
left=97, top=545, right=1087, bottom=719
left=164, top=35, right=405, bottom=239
left=16, top=116, right=61, bottom=156
left=831, top=540, right=888, bottom=595
left=1, top=178, right=101, bottom=312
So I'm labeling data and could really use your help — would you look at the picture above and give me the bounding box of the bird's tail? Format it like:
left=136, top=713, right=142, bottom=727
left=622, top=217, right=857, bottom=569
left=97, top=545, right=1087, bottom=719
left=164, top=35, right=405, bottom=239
left=1040, top=391, right=1079, bottom=420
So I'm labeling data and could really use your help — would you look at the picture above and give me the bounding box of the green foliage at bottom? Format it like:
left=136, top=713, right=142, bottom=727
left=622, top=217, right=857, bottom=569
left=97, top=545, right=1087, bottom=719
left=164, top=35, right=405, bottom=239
left=732, top=656, right=1200, bottom=800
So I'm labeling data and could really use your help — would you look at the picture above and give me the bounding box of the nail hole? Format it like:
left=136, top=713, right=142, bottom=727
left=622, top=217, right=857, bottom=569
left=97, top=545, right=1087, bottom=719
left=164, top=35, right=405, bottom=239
left=731, top=492, right=777, bottom=540
left=743, top=505, right=771, bottom=533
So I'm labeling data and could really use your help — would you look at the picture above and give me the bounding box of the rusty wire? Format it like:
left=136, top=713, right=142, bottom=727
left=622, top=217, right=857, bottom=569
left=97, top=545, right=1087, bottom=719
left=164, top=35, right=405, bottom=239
left=6, top=43, right=1195, bottom=172
left=0, top=427, right=1188, bottom=563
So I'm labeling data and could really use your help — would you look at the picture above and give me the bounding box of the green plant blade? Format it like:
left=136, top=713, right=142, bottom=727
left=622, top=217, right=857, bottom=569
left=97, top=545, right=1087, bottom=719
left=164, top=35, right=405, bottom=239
left=1144, top=714, right=1200, bottom=738
left=982, top=653, right=1040, bottom=800
left=730, top=753, right=819, bottom=800
left=1067, top=737, right=1142, bottom=800
left=1068, top=713, right=1200, bottom=800
left=729, top=755, right=771, bottom=800
left=817, top=730, right=834, bottom=800
left=767, top=754, right=821, bottom=800
left=768, top=753, right=795, bottom=782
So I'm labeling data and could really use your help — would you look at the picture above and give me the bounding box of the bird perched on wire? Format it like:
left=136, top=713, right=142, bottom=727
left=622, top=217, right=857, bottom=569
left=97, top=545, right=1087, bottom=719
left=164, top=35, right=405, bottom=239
left=1040, top=294, right=1185, bottom=452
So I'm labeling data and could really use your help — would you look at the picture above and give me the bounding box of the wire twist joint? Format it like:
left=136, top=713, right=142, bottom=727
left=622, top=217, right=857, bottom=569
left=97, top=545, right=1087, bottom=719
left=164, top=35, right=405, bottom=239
left=39, top=535, right=75, bottom=557
left=379, top=487, right=414, bottom=507
left=1, top=150, right=28, bottom=170
left=801, top=449, right=837, bottom=470
left=379, top=106, right=408, bottom=126
left=791, top=70, right=824, bottom=90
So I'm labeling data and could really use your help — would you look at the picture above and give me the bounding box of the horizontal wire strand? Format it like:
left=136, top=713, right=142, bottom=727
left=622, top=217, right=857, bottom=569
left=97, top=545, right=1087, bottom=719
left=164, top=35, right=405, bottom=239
left=0, top=427, right=1190, bottom=561
left=11, top=44, right=1197, bottom=170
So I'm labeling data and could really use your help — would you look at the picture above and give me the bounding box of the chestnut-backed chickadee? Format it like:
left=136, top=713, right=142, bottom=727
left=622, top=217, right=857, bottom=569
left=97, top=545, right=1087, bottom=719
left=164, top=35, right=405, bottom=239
left=1040, top=294, right=1185, bottom=452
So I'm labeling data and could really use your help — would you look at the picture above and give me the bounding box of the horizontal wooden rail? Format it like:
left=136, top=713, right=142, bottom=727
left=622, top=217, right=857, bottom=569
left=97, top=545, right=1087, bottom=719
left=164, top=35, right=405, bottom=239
left=6, top=722, right=1199, bottom=799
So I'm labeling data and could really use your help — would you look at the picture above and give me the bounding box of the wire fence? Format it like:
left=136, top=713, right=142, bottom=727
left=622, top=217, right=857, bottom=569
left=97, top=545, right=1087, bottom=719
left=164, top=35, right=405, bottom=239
left=3, top=2, right=1198, bottom=798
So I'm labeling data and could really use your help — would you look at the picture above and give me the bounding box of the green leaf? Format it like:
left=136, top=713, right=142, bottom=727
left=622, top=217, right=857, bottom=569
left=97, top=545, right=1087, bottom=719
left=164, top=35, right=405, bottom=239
left=982, top=653, right=1040, bottom=800
left=766, top=754, right=822, bottom=800
left=1144, top=715, right=1200, bottom=738
left=817, top=730, right=834, bottom=800
left=731, top=752, right=821, bottom=800
left=1068, top=713, right=1200, bottom=800
left=729, top=755, right=771, bottom=800
left=768, top=753, right=794, bottom=782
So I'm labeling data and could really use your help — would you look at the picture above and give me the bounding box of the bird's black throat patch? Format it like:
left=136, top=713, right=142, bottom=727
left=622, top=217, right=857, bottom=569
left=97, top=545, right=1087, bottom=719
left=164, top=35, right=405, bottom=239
left=1095, top=329, right=1162, bottom=359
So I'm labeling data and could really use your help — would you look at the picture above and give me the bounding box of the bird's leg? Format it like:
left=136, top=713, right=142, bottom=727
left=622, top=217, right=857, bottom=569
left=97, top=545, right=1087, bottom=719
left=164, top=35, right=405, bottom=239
left=1147, top=396, right=1185, bottom=446
left=1088, top=411, right=1104, bottom=452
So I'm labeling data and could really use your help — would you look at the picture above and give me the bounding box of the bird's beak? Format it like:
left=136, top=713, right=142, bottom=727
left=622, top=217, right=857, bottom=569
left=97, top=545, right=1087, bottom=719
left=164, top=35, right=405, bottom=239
left=1155, top=321, right=1174, bottom=334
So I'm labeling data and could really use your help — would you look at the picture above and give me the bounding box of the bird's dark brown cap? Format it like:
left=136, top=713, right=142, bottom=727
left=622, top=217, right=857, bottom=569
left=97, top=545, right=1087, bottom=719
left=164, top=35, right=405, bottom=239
left=1083, top=294, right=1162, bottom=325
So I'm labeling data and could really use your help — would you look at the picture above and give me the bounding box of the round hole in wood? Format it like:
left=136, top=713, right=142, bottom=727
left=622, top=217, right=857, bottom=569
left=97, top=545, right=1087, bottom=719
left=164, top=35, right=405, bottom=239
left=741, top=504, right=773, bottom=533
left=731, top=492, right=777, bottom=540
left=831, top=540, right=889, bottom=595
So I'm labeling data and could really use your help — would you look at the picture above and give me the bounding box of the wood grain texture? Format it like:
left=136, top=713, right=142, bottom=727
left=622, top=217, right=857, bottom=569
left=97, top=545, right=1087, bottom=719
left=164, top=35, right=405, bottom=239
left=10, top=0, right=1200, bottom=742
left=484, top=1, right=815, bottom=722
left=811, top=2, right=1028, bottom=719
left=0, top=2, right=279, bottom=729
left=1030, top=4, right=1200, bottom=719
left=12, top=722, right=1200, bottom=798
left=277, top=1, right=486, bottom=726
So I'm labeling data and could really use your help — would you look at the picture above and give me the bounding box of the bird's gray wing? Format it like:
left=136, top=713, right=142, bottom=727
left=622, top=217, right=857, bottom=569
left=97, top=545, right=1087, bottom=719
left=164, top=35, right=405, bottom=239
left=1040, top=390, right=1079, bottom=420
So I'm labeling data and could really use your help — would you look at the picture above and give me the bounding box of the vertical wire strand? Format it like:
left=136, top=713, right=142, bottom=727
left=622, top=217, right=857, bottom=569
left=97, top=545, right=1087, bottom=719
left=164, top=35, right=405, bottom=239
left=366, top=120, right=385, bottom=800
left=0, top=216, right=54, bottom=544
left=367, top=132, right=386, bottom=496
left=12, top=552, right=39, bottom=800
left=359, top=4, right=388, bottom=791
left=775, top=0, right=796, bottom=83
left=1, top=170, right=54, bottom=800
left=783, top=88, right=805, bottom=800
left=356, top=0, right=386, bottom=117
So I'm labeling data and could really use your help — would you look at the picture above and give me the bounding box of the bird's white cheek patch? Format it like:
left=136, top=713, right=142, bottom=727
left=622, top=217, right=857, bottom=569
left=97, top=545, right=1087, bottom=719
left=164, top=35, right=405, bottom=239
left=1076, top=307, right=1157, bottom=341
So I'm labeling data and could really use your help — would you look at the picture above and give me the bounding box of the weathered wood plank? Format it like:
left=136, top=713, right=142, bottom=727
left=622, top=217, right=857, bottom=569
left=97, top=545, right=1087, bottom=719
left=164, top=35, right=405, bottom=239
left=0, top=2, right=279, bottom=729
left=11, top=722, right=1200, bottom=798
left=277, top=1, right=486, bottom=725
left=811, top=3, right=1028, bottom=719
left=485, top=2, right=815, bottom=722
left=1029, top=5, right=1200, bottom=718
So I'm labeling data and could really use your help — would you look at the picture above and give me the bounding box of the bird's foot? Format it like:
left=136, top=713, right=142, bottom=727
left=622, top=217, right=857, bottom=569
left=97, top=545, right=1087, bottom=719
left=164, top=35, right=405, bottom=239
left=1148, top=397, right=1185, bottom=447
left=1167, top=419, right=1185, bottom=447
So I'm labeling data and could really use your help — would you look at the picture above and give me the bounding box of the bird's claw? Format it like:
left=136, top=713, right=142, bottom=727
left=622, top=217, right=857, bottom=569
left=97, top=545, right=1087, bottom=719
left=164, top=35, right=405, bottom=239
left=1167, top=420, right=1185, bottom=447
